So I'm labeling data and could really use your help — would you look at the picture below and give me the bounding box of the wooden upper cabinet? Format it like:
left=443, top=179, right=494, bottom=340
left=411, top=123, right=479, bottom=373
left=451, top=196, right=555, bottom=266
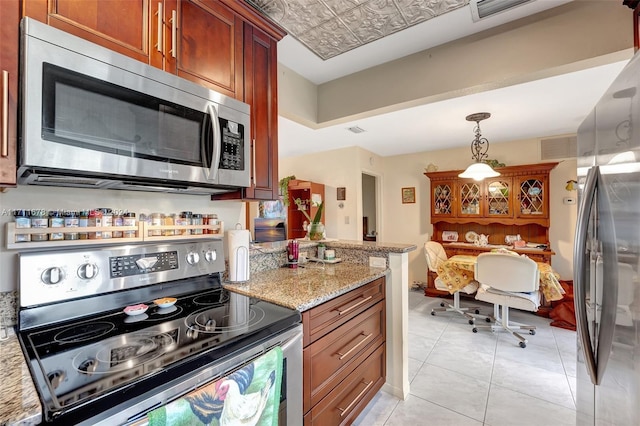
left=242, top=23, right=278, bottom=200
left=23, top=0, right=153, bottom=65
left=165, top=0, right=243, bottom=98
left=425, top=162, right=557, bottom=226
left=431, top=179, right=455, bottom=219
left=0, top=0, right=19, bottom=187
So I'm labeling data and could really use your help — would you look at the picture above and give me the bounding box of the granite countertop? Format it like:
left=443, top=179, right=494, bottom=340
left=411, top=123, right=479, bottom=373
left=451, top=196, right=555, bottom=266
left=223, top=262, right=388, bottom=311
left=0, top=330, right=42, bottom=425
left=251, top=239, right=416, bottom=255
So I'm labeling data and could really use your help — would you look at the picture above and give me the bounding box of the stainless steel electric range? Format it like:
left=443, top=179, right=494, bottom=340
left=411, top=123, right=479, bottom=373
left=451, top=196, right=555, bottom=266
left=16, top=240, right=303, bottom=425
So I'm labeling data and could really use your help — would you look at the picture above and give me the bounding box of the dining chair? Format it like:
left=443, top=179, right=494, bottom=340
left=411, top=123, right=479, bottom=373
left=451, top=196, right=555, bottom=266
left=424, top=241, right=480, bottom=324
left=472, top=252, right=540, bottom=348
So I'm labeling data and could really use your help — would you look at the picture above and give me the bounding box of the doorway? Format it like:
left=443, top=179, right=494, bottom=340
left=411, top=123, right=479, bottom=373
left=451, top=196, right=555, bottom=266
left=362, top=173, right=377, bottom=241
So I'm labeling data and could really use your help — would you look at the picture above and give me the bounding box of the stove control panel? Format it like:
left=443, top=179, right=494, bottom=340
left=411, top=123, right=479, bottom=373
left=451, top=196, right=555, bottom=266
left=110, top=251, right=179, bottom=278
left=18, top=239, right=225, bottom=308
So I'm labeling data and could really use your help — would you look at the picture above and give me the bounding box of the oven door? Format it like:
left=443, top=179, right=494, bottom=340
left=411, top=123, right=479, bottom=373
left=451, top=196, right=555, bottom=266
left=20, top=17, right=250, bottom=188
left=84, top=324, right=303, bottom=426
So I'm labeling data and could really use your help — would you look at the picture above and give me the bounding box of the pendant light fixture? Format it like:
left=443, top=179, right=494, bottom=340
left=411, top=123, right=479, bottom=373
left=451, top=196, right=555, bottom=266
left=458, top=112, right=501, bottom=181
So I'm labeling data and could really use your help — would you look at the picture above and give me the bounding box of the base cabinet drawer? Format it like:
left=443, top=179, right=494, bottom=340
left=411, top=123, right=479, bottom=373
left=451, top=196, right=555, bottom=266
left=303, top=277, right=385, bottom=346
left=304, top=344, right=385, bottom=425
left=304, top=301, right=385, bottom=411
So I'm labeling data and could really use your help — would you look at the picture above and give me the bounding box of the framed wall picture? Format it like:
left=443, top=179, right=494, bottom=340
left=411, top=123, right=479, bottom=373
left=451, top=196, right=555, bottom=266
left=402, top=187, right=415, bottom=204
left=337, top=187, right=346, bottom=200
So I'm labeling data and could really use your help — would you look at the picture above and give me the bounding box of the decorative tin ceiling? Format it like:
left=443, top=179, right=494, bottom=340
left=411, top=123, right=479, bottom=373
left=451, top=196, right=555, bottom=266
left=248, top=0, right=470, bottom=60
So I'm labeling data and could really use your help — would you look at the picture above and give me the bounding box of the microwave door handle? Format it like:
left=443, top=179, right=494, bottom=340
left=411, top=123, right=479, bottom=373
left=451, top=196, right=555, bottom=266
left=574, top=165, right=598, bottom=385
left=206, top=103, right=221, bottom=180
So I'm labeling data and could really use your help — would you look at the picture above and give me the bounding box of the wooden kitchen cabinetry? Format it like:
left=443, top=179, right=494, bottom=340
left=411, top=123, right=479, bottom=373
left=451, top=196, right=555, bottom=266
left=302, top=277, right=386, bottom=425
left=287, top=180, right=325, bottom=239
left=23, top=0, right=286, bottom=202
left=425, top=162, right=558, bottom=256
left=0, top=0, right=19, bottom=187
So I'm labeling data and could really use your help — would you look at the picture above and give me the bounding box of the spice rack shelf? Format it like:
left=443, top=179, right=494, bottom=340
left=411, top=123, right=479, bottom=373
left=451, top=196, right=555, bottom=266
left=5, top=222, right=224, bottom=249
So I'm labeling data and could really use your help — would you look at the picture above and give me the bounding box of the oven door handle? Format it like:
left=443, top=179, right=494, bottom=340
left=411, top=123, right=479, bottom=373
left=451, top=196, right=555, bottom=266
left=205, top=103, right=221, bottom=181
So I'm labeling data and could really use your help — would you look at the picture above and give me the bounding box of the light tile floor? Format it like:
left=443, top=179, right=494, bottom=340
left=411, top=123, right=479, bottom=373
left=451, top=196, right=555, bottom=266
left=354, top=288, right=578, bottom=426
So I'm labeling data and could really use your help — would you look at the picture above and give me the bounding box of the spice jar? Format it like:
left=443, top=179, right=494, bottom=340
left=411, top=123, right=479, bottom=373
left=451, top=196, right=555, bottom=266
left=63, top=211, right=79, bottom=240
left=112, top=212, right=123, bottom=238
left=163, top=214, right=175, bottom=236
left=178, top=211, right=192, bottom=235
left=205, top=213, right=218, bottom=234
left=122, top=212, right=137, bottom=238
left=48, top=210, right=64, bottom=241
left=192, top=213, right=203, bottom=235
left=78, top=210, right=89, bottom=240
left=30, top=210, right=48, bottom=241
left=88, top=209, right=103, bottom=239
left=13, top=210, right=31, bottom=242
left=98, top=208, right=113, bottom=238
left=150, top=213, right=164, bottom=236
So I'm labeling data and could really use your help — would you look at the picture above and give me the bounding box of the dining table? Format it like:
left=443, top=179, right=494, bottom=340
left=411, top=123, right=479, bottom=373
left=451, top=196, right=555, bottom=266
left=436, top=254, right=565, bottom=302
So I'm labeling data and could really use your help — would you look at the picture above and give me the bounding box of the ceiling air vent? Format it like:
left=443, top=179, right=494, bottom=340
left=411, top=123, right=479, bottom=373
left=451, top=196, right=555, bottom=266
left=347, top=126, right=366, bottom=134
left=470, top=0, right=533, bottom=22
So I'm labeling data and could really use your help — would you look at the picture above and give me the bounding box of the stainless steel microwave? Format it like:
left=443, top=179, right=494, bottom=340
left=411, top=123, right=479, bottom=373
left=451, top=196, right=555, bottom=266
left=19, top=18, right=251, bottom=195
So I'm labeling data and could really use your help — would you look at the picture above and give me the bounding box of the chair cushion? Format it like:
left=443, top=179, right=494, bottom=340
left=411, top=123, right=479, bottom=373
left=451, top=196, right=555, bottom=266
left=435, top=277, right=478, bottom=294
left=475, top=286, right=540, bottom=312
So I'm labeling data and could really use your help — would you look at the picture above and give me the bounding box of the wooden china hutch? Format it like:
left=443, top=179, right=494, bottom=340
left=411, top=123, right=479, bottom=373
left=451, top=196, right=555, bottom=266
left=424, top=162, right=558, bottom=295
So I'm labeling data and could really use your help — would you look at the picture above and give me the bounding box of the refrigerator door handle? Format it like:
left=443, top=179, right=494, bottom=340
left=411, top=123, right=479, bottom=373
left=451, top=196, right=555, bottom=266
left=574, top=165, right=598, bottom=384
left=594, top=169, right=618, bottom=385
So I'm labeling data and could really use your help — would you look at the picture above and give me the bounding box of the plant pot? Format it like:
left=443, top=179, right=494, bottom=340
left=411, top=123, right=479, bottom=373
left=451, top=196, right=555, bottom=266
left=307, top=223, right=325, bottom=240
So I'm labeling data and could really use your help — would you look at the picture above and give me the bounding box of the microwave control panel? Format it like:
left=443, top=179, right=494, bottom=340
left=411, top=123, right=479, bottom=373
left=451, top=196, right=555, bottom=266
left=220, top=118, right=244, bottom=171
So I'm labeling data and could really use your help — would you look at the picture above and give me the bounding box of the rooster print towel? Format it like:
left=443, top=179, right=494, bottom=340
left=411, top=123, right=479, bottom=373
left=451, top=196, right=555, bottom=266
left=147, top=346, right=283, bottom=426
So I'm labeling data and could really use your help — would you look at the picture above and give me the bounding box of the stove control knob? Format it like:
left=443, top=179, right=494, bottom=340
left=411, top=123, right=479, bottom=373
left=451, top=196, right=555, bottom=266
left=47, top=370, right=65, bottom=389
left=204, top=250, right=217, bottom=263
left=79, top=358, right=99, bottom=375
left=41, top=267, right=64, bottom=285
left=77, top=263, right=99, bottom=280
left=186, top=252, right=200, bottom=265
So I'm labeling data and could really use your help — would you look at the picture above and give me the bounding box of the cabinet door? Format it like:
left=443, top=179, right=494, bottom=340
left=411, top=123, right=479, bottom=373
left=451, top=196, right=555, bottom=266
left=243, top=23, right=279, bottom=200
left=457, top=179, right=483, bottom=217
left=0, top=0, right=18, bottom=186
left=165, top=0, right=243, bottom=98
left=515, top=174, right=548, bottom=218
left=23, top=0, right=154, bottom=65
left=431, top=180, right=455, bottom=218
left=485, top=177, right=513, bottom=218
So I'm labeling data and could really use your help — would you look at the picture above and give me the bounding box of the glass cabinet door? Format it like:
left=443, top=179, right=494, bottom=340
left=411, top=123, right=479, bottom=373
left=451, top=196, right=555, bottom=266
left=516, top=176, right=547, bottom=218
left=432, top=181, right=454, bottom=217
left=458, top=180, right=482, bottom=217
left=486, top=178, right=512, bottom=217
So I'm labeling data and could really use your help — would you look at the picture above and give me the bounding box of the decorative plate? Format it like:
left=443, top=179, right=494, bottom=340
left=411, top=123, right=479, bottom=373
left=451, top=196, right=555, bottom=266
left=153, top=297, right=177, bottom=308
left=465, top=231, right=479, bottom=243
left=123, top=304, right=148, bottom=316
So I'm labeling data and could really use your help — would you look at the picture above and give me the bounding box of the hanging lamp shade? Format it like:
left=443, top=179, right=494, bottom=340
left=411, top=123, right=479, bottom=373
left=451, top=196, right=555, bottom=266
left=458, top=112, right=500, bottom=181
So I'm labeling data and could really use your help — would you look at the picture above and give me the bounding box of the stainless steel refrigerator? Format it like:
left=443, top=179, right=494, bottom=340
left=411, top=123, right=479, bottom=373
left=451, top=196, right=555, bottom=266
left=575, top=51, right=640, bottom=425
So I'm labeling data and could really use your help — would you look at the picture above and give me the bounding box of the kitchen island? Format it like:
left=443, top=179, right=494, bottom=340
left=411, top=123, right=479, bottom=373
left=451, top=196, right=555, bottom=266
left=230, top=239, right=417, bottom=402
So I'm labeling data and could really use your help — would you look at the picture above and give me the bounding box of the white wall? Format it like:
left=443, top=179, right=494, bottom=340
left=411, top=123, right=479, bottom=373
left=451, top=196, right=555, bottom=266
left=0, top=186, right=245, bottom=292
left=280, top=138, right=577, bottom=286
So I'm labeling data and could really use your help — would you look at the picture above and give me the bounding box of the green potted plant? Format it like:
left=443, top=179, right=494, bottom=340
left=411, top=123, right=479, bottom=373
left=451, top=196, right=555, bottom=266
left=278, top=175, right=296, bottom=206
left=294, top=198, right=324, bottom=240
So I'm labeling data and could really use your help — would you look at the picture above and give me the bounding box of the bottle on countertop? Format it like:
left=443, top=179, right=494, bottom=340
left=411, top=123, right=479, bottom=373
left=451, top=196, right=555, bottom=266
left=317, top=242, right=326, bottom=260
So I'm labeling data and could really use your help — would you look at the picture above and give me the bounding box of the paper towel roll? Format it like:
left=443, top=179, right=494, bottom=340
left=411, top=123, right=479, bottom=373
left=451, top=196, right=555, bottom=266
left=227, top=229, right=250, bottom=282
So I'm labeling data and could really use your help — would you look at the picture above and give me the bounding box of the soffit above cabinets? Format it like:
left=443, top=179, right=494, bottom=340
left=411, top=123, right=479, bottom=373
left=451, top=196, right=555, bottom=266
left=247, top=0, right=469, bottom=60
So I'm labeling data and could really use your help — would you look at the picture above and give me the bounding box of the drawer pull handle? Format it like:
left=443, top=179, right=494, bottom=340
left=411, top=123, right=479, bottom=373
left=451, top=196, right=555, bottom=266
left=336, top=295, right=372, bottom=316
left=2, top=70, right=8, bottom=157
left=336, top=333, right=373, bottom=360
left=337, top=380, right=374, bottom=417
